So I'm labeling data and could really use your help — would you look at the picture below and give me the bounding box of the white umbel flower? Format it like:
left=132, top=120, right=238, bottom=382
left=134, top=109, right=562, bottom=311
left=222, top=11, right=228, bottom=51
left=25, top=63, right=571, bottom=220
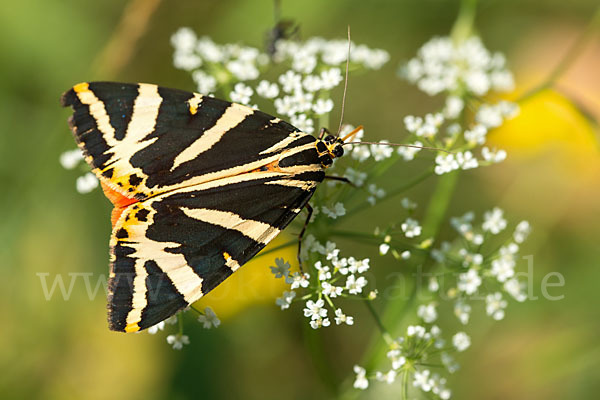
left=486, top=292, right=508, bottom=320
left=452, top=332, right=471, bottom=352
left=401, top=218, right=422, bottom=238
left=434, top=154, right=459, bottom=175
left=197, top=307, right=220, bottom=329
left=334, top=308, right=354, bottom=325
left=303, top=299, right=327, bottom=320
left=483, top=207, right=507, bottom=234
left=322, top=202, right=346, bottom=219
left=59, top=149, right=84, bottom=170
left=458, top=268, right=482, bottom=295
left=353, top=365, right=369, bottom=390
left=147, top=321, right=165, bottom=335
left=276, top=291, right=296, bottom=310
left=76, top=172, right=99, bottom=194
left=255, top=80, right=279, bottom=98
left=166, top=333, right=190, bottom=350
left=417, top=303, right=438, bottom=323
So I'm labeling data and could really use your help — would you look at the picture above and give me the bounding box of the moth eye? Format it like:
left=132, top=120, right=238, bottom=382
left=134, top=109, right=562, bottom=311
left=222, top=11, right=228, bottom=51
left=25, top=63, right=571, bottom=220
left=332, top=145, right=344, bottom=158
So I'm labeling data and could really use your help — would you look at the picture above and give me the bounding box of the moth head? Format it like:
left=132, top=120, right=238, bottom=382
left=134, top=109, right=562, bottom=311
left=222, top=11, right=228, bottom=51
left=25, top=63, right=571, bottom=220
left=316, top=134, right=344, bottom=168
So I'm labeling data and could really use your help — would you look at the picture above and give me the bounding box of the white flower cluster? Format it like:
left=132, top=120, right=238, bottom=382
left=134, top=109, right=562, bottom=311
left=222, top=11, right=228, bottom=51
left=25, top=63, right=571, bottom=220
left=429, top=209, right=531, bottom=327
left=59, top=148, right=101, bottom=194
left=146, top=307, right=221, bottom=350
left=403, top=36, right=514, bottom=96
left=274, top=37, right=389, bottom=70
left=398, top=36, right=519, bottom=174
left=369, top=208, right=532, bottom=395
left=171, top=27, right=269, bottom=90
left=271, top=238, right=371, bottom=329
left=171, top=28, right=389, bottom=137
left=353, top=325, right=464, bottom=399
left=377, top=201, right=425, bottom=261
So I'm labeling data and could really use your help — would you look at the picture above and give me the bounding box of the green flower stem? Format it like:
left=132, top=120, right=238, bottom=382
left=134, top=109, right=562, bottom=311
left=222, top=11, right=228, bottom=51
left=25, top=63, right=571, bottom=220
left=332, top=153, right=404, bottom=213
left=402, top=368, right=409, bottom=399
left=320, top=109, right=330, bottom=134
left=303, top=323, right=339, bottom=396
left=364, top=300, right=394, bottom=346
left=450, top=0, right=479, bottom=44
left=178, top=313, right=184, bottom=335
left=329, top=229, right=430, bottom=256
left=378, top=169, right=433, bottom=206
left=421, top=171, right=459, bottom=239
left=519, top=6, right=600, bottom=102
left=338, top=168, right=433, bottom=222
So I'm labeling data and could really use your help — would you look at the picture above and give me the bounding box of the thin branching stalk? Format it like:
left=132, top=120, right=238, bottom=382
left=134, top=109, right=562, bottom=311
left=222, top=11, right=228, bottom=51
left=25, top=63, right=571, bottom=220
left=519, top=6, right=600, bottom=102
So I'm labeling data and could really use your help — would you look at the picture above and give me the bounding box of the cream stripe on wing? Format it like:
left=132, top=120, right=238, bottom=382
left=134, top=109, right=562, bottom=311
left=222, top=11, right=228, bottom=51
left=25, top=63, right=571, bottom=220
left=114, top=203, right=204, bottom=308
left=171, top=103, right=254, bottom=170
left=169, top=142, right=321, bottom=190
left=125, top=83, right=163, bottom=142
left=265, top=179, right=318, bottom=190
left=124, top=260, right=149, bottom=332
left=102, top=83, right=162, bottom=167
left=97, top=84, right=162, bottom=197
left=73, top=82, right=116, bottom=139
left=129, top=240, right=204, bottom=304
left=180, top=207, right=280, bottom=244
left=259, top=131, right=306, bottom=154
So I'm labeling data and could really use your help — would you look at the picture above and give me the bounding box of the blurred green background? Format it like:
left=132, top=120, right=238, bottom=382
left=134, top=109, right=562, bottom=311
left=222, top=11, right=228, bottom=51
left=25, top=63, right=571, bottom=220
left=1, top=0, right=599, bottom=399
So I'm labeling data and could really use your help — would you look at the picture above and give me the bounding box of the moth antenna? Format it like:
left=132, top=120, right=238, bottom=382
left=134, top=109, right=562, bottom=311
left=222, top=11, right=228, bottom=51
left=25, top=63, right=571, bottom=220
left=336, top=25, right=351, bottom=137
left=343, top=141, right=454, bottom=154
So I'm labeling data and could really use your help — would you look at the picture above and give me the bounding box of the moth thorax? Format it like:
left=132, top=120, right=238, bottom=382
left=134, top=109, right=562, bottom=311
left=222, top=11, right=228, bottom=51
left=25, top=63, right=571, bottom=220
left=316, top=134, right=344, bottom=168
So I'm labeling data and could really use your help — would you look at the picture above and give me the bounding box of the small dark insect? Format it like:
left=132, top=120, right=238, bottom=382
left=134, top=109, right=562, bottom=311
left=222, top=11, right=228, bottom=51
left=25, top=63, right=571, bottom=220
left=265, top=0, right=300, bottom=56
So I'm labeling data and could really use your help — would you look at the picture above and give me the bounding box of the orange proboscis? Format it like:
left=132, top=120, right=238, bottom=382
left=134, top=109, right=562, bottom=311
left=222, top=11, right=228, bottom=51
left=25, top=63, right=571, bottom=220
left=100, top=181, right=139, bottom=227
left=341, top=125, right=364, bottom=142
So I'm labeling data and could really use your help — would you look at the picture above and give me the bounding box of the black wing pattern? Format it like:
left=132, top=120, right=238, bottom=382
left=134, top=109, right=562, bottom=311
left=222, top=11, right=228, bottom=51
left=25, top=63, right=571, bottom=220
left=61, top=82, right=326, bottom=332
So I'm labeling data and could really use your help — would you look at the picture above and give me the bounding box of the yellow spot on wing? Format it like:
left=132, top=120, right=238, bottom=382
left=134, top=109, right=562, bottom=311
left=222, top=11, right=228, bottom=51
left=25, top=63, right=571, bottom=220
left=125, top=323, right=140, bottom=333
left=188, top=93, right=203, bottom=115
left=223, top=252, right=231, bottom=260
left=73, top=82, right=89, bottom=93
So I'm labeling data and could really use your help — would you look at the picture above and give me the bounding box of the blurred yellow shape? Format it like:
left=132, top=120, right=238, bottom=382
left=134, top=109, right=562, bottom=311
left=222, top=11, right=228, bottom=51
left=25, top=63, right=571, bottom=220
left=193, top=234, right=298, bottom=319
left=489, top=88, right=599, bottom=175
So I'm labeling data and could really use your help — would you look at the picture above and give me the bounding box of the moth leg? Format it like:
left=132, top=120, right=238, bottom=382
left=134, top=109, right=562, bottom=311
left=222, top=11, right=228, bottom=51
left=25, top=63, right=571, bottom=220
left=318, top=127, right=330, bottom=140
left=323, top=175, right=356, bottom=187
left=297, top=203, right=313, bottom=273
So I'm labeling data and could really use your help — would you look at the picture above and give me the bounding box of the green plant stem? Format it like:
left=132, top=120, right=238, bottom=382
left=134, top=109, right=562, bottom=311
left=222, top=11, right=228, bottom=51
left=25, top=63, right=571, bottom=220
left=303, top=323, right=339, bottom=396
left=402, top=368, right=409, bottom=399
left=421, top=171, right=459, bottom=239
left=519, top=6, right=600, bottom=102
left=450, top=0, right=478, bottom=44
left=364, top=300, right=393, bottom=346
left=329, top=229, right=430, bottom=256
left=178, top=313, right=184, bottom=335
left=340, top=168, right=433, bottom=221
